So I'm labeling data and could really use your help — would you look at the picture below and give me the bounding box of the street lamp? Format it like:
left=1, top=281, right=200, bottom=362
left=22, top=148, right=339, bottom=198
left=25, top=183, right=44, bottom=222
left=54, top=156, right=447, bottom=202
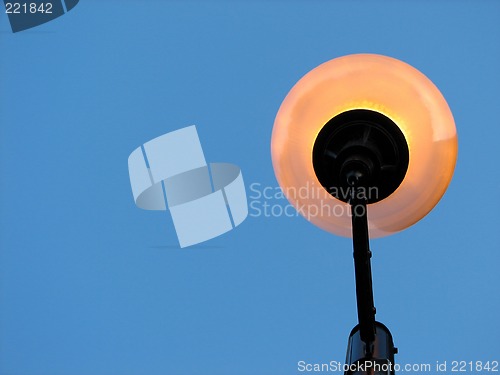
left=271, top=54, right=457, bottom=374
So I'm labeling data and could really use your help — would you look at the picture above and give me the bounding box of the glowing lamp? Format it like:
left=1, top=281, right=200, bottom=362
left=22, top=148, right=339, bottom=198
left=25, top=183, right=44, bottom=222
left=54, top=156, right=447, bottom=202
left=271, top=53, right=457, bottom=237
left=271, top=54, right=458, bottom=373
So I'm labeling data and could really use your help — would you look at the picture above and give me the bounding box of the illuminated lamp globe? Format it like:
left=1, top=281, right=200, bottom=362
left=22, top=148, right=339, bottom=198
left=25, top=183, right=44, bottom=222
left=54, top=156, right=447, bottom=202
left=271, top=53, right=458, bottom=238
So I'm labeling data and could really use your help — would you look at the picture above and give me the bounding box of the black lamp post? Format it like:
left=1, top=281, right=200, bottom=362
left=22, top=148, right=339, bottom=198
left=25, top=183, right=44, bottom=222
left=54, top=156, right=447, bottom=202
left=313, top=109, right=408, bottom=374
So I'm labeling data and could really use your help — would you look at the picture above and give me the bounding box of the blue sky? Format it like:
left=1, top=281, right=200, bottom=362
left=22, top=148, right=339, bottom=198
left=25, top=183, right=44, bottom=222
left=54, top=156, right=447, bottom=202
left=1, top=1, right=499, bottom=374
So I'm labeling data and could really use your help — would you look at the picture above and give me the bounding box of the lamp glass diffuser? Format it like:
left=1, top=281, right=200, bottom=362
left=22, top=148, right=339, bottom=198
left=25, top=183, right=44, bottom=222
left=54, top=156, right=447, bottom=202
left=271, top=54, right=457, bottom=238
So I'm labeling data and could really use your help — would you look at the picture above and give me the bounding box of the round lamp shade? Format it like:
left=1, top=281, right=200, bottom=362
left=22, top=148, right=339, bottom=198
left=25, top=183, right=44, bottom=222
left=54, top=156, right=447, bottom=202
left=271, top=54, right=457, bottom=238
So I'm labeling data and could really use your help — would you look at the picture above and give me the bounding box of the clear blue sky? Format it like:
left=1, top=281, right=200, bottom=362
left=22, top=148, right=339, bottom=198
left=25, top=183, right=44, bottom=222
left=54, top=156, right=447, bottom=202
left=1, top=1, right=499, bottom=374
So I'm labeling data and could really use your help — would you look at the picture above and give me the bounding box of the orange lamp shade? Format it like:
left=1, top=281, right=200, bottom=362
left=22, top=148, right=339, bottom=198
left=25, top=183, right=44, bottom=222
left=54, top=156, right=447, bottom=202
left=271, top=54, right=458, bottom=238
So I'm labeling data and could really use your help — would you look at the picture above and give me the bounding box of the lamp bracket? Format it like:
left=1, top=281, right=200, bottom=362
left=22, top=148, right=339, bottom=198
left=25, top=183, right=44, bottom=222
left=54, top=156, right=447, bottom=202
left=313, top=109, right=409, bottom=204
